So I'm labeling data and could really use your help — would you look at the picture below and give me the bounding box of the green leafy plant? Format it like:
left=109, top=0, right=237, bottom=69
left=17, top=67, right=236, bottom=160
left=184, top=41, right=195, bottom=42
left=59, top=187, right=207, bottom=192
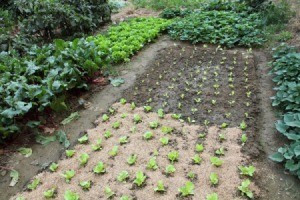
left=241, top=134, right=248, bottom=145
left=109, top=146, right=119, bottom=157
left=117, top=171, right=129, bottom=182
left=147, top=157, right=158, bottom=170
left=133, top=114, right=142, bottom=123
left=168, top=151, right=179, bottom=163
left=240, top=120, right=247, bottom=130
left=119, top=136, right=129, bottom=145
left=143, top=105, right=152, bottom=112
left=133, top=171, right=146, bottom=187
left=105, top=186, right=115, bottom=199
left=178, top=181, right=194, bottom=197
left=127, top=154, right=137, bottom=165
left=157, top=109, right=165, bottom=118
left=210, top=157, right=224, bottom=167
left=27, top=178, right=40, bottom=190
left=215, top=147, right=225, bottom=156
left=154, top=180, right=166, bottom=193
left=149, top=121, right=159, bottom=129
left=49, top=163, right=58, bottom=172
left=160, top=137, right=169, bottom=145
left=93, top=162, right=106, bottom=174
left=61, top=170, right=75, bottom=183
left=44, top=187, right=56, bottom=199
left=102, top=114, right=110, bottom=122
left=187, top=171, right=196, bottom=180
left=143, top=131, right=154, bottom=140
left=219, top=133, right=226, bottom=141
left=64, top=190, right=79, bottom=200
left=92, top=139, right=103, bottom=151
left=79, top=180, right=92, bottom=190
left=78, top=134, right=88, bottom=144
left=79, top=153, right=89, bottom=166
left=238, top=179, right=253, bottom=199
left=171, top=114, right=181, bottom=119
left=161, top=126, right=173, bottom=134
left=195, top=144, right=204, bottom=152
left=120, top=195, right=132, bottom=200
left=66, top=150, right=76, bottom=158
left=165, top=164, right=176, bottom=175
left=209, top=173, right=219, bottom=185
left=192, top=154, right=202, bottom=165
left=239, top=165, right=256, bottom=177
left=112, top=121, right=121, bottom=129
left=104, top=130, right=112, bottom=139
left=120, top=98, right=127, bottom=105
left=206, top=193, right=219, bottom=200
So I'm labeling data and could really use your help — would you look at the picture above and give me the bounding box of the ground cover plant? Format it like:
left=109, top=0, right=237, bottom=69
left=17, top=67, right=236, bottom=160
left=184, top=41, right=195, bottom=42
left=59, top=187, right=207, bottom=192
left=269, top=44, right=300, bottom=179
left=12, top=102, right=258, bottom=199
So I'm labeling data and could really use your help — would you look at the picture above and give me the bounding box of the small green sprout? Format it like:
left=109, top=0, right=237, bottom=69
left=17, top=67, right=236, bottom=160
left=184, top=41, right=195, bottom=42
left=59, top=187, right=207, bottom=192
left=119, top=136, right=129, bottom=145
left=133, top=171, right=146, bottom=187
left=144, top=106, right=152, bottom=112
left=104, top=130, right=112, bottom=139
left=211, top=99, right=217, bottom=105
left=240, top=120, right=247, bottom=130
left=121, top=113, right=128, bottom=118
left=199, top=133, right=206, bottom=138
left=210, top=157, right=224, bottom=167
left=157, top=109, right=165, bottom=118
left=143, top=131, right=153, bottom=140
left=112, top=121, right=121, bottom=129
left=131, top=102, right=136, bottom=110
left=165, top=164, right=176, bottom=175
left=168, top=151, right=179, bottom=163
left=241, top=134, right=248, bottom=145
left=133, top=114, right=142, bottom=123
left=149, top=121, right=159, bottom=129
left=127, top=154, right=137, bottom=165
left=93, top=162, right=106, bottom=174
left=105, top=186, right=115, bottom=199
left=64, top=190, right=79, bottom=200
left=194, top=98, right=202, bottom=103
left=147, top=157, right=158, bottom=170
left=92, top=139, right=102, bottom=151
left=130, top=126, right=137, bottom=133
left=154, top=180, right=166, bottom=193
left=187, top=171, right=196, bottom=180
left=66, top=150, right=75, bottom=158
left=27, top=178, right=40, bottom=190
left=61, top=169, right=75, bottom=183
left=178, top=181, right=194, bottom=197
left=219, top=133, right=226, bottom=142
left=102, top=114, right=109, bottom=122
left=120, top=98, right=127, bottom=105
left=79, top=180, right=91, bottom=190
left=161, top=126, right=173, bottom=134
left=209, top=173, right=219, bottom=185
left=204, top=120, right=210, bottom=126
left=79, top=153, right=89, bottom=166
left=49, top=163, right=58, bottom=172
left=160, top=137, right=169, bottom=146
left=238, top=179, right=253, bottom=199
left=117, top=171, right=129, bottom=183
left=220, top=123, right=228, bottom=129
left=192, top=154, right=202, bottom=165
left=43, top=187, right=56, bottom=199
left=78, top=134, right=88, bottom=144
left=206, top=193, right=219, bottom=200
left=171, top=114, right=181, bottom=120
left=239, top=166, right=256, bottom=177
left=109, top=146, right=119, bottom=157
left=225, top=112, right=231, bottom=118
left=108, top=107, right=116, bottom=114
left=195, top=144, right=204, bottom=153
left=215, top=147, right=225, bottom=156
left=120, top=195, right=132, bottom=200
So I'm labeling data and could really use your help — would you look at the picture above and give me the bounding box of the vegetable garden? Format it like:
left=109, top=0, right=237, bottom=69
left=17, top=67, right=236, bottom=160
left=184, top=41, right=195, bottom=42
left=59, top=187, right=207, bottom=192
left=1, top=0, right=300, bottom=199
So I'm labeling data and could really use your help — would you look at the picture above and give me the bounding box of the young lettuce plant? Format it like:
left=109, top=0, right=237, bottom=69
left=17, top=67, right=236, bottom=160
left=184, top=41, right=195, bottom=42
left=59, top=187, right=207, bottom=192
left=147, top=157, right=158, bottom=170
left=27, top=178, right=40, bottom=190
left=102, top=114, right=110, bottom=122
left=79, top=180, right=92, bottom=190
left=168, top=151, right=179, bottom=163
left=61, top=169, right=75, bottom=183
left=195, top=144, right=204, bottom=153
left=192, top=154, right=202, bottom=165
left=210, top=157, right=224, bottom=167
left=209, top=173, right=219, bottom=185
left=165, top=164, right=176, bottom=175
left=238, top=179, right=253, bottom=199
left=187, top=171, right=196, bottom=181
left=241, top=134, right=248, bottom=146
left=112, top=121, right=121, bottom=129
left=43, top=187, right=56, bottom=199
left=79, top=153, right=89, bottom=167
left=240, top=120, right=247, bottom=130
left=109, top=146, right=119, bottom=157
left=171, top=114, right=181, bottom=120
left=92, top=139, right=103, bottom=151
left=49, top=162, right=58, bottom=172
left=154, top=180, right=166, bottom=193
left=64, top=190, right=79, bottom=200
left=105, top=186, right=116, bottom=199
left=161, top=126, right=173, bottom=134
left=149, top=121, right=159, bottom=129
left=133, top=171, right=147, bottom=187
left=127, top=154, right=137, bottom=165
left=206, top=193, right=219, bottom=200
left=143, top=131, right=153, bottom=140
left=239, top=166, right=256, bottom=177
left=120, top=195, right=132, bottom=200
left=104, top=130, right=112, bottom=139
left=119, top=136, right=129, bottom=145
left=93, top=162, right=106, bottom=174
left=120, top=98, right=127, bottom=105
left=157, top=109, right=164, bottom=118
left=215, top=147, right=225, bottom=156
left=160, top=137, right=169, bottom=146
left=117, top=171, right=129, bottom=183
left=78, top=134, right=88, bottom=144
left=178, top=181, right=194, bottom=197
left=133, top=114, right=142, bottom=124
left=131, top=102, right=136, bottom=110
left=144, top=106, right=152, bottom=112
left=219, top=133, right=226, bottom=142
left=66, top=150, right=76, bottom=158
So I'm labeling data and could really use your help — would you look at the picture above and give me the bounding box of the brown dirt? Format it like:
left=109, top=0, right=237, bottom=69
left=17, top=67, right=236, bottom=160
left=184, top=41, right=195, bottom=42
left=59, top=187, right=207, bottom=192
left=12, top=103, right=258, bottom=200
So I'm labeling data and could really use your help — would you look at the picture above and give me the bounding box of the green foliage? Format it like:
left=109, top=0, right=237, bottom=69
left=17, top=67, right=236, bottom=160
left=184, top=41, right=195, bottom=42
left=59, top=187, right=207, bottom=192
left=143, top=131, right=154, bottom=140
left=66, top=150, right=76, bottom=158
left=240, top=121, right=247, bottom=130
left=239, top=165, right=256, bottom=177
left=215, top=147, right=225, bottom=156
left=119, top=136, right=129, bottom=145
left=109, top=146, right=119, bottom=157
left=206, top=193, right=219, bottom=200
left=61, top=170, right=75, bottom=183
left=157, top=108, right=164, bottom=118
left=161, top=126, right=173, bottom=134
left=93, top=162, right=106, bottom=174
left=112, top=121, right=121, bottom=129
left=238, top=179, right=254, bottom=199
left=192, top=154, right=202, bottom=165
left=178, top=181, right=194, bottom=197
left=165, top=164, right=176, bottom=175
left=147, top=157, right=158, bottom=170
left=149, top=121, right=159, bottom=129
left=64, top=190, right=79, bottom=200
left=92, top=139, right=103, bottom=151
left=127, top=154, right=137, bottom=165
left=168, top=151, right=179, bottom=163
left=133, top=171, right=146, bottom=187
left=195, top=144, right=204, bottom=152
left=44, top=187, right=56, bottom=199
left=132, top=0, right=202, bottom=10
left=117, top=171, right=129, bottom=182
left=49, top=163, right=58, bottom=172
left=27, top=178, right=40, bottom=190
left=143, top=105, right=152, bottom=112
left=104, top=131, right=112, bottom=139
left=210, top=157, right=224, bottom=167
left=154, top=180, right=166, bottom=192
left=160, top=8, right=192, bottom=19
left=168, top=10, right=266, bottom=47
left=79, top=180, right=92, bottom=190
left=79, top=153, right=89, bottom=166
left=102, top=114, right=110, bottom=122
left=209, top=173, right=218, bottom=185
left=133, top=114, right=142, bottom=123
left=241, top=134, right=248, bottom=145
left=160, top=137, right=169, bottom=145
left=78, top=134, right=89, bottom=144
left=105, top=186, right=115, bottom=199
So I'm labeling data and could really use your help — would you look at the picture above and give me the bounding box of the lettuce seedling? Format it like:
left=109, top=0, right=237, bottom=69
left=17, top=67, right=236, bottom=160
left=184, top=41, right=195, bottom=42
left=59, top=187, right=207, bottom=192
left=144, top=106, right=152, bottom=112
left=219, top=133, right=226, bottom=142
left=147, top=157, right=158, bottom=170
left=149, top=121, right=159, bottom=129
left=120, top=195, right=132, bottom=200
left=211, top=100, right=217, bottom=105
left=105, top=186, right=115, bottom=199
left=131, top=102, right=136, bottom=110
left=121, top=113, right=128, bottom=118
left=61, top=169, right=75, bottom=183
left=206, top=193, right=219, bottom=200
left=210, top=173, right=218, bottom=185
left=165, top=164, right=176, bottom=175
left=92, top=139, right=102, bottom=151
left=117, top=171, right=129, bottom=183
left=93, top=162, right=106, bottom=174
left=241, top=134, right=248, bottom=145
left=171, top=114, right=181, bottom=120
left=64, top=190, right=79, bottom=200
left=49, top=163, right=58, bottom=172
left=112, top=121, right=121, bottom=129
left=109, top=146, right=119, bottom=157
left=238, top=179, right=253, bottom=199
left=79, top=180, right=92, bottom=190
left=78, top=134, right=88, bottom=144
left=27, top=178, right=40, bottom=190
left=79, top=153, right=89, bottom=166
left=143, top=131, right=153, bottom=140
left=133, top=114, right=142, bottom=123
left=161, top=126, right=173, bottom=134
left=240, top=120, right=247, bottom=130
left=210, top=157, right=224, bottom=167
left=220, top=123, right=228, bottom=129
left=43, top=187, right=56, bottom=199
left=168, top=151, right=179, bottom=163
left=157, top=109, right=164, bottom=118
left=192, top=154, right=202, bottom=165
left=215, top=147, right=225, bottom=156
left=66, top=150, right=75, bottom=158
left=196, top=144, right=204, bottom=153
left=127, top=154, right=137, bottom=165
left=239, top=166, right=256, bottom=177
left=199, top=133, right=206, bottom=138
left=160, top=137, right=169, bottom=146
left=108, top=107, right=116, bottom=115
left=178, top=181, right=194, bottom=197
left=119, top=136, right=129, bottom=145
left=120, top=98, right=127, bottom=105
left=187, top=171, right=196, bottom=180
left=104, top=130, right=112, bottom=139
left=133, top=171, right=146, bottom=187
left=154, top=180, right=166, bottom=193
left=102, top=114, right=109, bottom=122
